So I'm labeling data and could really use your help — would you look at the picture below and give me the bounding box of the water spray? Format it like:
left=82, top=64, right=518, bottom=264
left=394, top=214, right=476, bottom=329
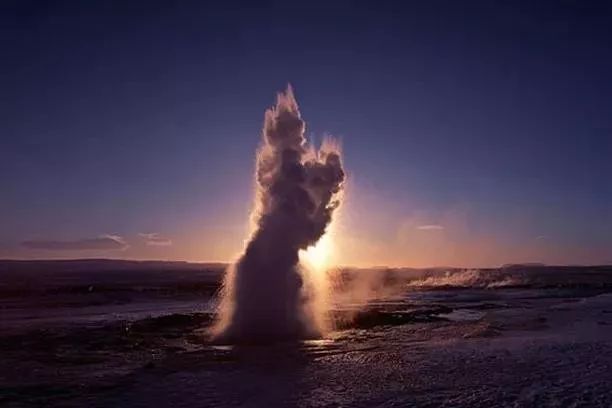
left=211, top=86, right=345, bottom=343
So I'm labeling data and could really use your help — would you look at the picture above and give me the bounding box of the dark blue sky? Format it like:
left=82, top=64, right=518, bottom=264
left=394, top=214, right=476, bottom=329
left=1, top=1, right=611, bottom=266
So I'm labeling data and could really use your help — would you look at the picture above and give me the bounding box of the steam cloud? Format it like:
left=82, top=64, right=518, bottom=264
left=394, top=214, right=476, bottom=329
left=212, top=86, right=345, bottom=343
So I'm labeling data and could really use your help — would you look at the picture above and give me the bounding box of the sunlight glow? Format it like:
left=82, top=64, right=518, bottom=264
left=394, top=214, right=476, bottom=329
left=299, top=232, right=334, bottom=272
left=298, top=230, right=335, bottom=335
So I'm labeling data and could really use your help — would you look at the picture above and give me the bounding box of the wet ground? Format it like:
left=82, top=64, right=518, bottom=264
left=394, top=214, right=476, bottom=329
left=2, top=264, right=612, bottom=407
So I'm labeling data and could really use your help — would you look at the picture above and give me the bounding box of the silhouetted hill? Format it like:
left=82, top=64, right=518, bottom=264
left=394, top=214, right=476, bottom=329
left=0, top=259, right=227, bottom=274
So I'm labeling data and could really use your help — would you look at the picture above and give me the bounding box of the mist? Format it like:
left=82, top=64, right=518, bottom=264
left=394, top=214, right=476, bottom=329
left=211, top=87, right=345, bottom=343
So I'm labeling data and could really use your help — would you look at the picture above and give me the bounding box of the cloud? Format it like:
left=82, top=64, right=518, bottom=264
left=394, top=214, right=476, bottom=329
left=21, top=234, right=128, bottom=251
left=139, top=233, right=172, bottom=246
left=416, top=224, right=445, bottom=231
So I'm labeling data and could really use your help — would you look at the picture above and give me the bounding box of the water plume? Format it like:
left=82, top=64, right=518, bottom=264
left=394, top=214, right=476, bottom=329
left=211, top=86, right=345, bottom=343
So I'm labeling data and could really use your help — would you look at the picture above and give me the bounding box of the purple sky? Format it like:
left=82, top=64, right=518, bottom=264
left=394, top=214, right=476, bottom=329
left=1, top=1, right=611, bottom=266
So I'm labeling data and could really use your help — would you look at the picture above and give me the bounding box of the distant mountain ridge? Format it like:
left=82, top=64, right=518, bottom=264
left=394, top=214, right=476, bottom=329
left=0, top=259, right=228, bottom=274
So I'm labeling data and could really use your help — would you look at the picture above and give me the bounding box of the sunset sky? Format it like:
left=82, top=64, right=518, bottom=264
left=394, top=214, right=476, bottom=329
left=2, top=1, right=611, bottom=267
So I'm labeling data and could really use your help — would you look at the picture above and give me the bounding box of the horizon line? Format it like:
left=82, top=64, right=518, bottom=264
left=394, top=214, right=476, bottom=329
left=0, top=257, right=610, bottom=270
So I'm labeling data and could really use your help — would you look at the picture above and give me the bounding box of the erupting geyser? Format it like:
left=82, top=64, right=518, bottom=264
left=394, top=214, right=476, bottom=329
left=211, top=86, right=345, bottom=343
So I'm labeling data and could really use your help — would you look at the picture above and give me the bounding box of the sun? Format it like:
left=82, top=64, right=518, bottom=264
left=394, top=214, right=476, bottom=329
left=299, top=233, right=334, bottom=272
